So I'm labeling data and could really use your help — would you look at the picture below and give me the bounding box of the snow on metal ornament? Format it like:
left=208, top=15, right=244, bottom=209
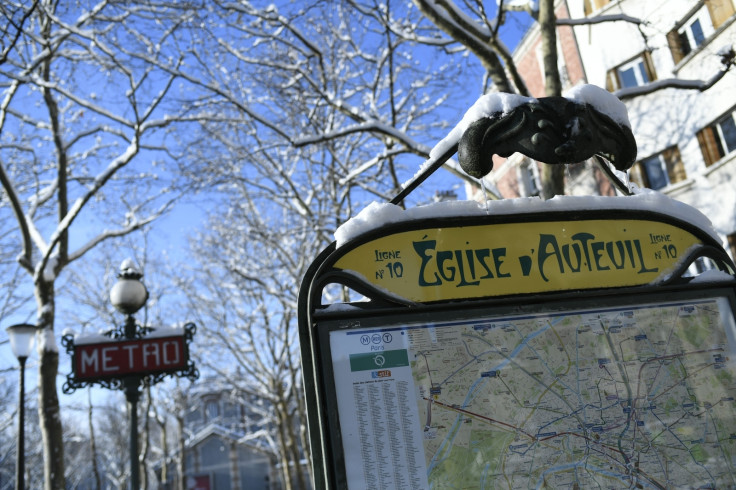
left=457, top=94, right=637, bottom=178
left=392, top=84, right=636, bottom=204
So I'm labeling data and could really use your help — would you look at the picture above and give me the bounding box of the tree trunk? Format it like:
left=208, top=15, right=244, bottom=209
left=36, top=280, right=66, bottom=490
left=88, top=391, right=102, bottom=490
left=538, top=0, right=566, bottom=198
left=141, top=388, right=151, bottom=490
left=275, top=400, right=294, bottom=490
left=292, top=368, right=312, bottom=488
left=177, top=413, right=185, bottom=490
left=159, top=415, right=168, bottom=489
left=284, top=407, right=306, bottom=490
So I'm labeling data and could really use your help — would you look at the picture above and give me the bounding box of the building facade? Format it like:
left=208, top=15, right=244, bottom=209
left=157, top=385, right=280, bottom=490
left=569, top=0, right=736, bottom=260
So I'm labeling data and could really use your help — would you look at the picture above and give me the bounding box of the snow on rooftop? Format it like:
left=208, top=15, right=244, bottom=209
left=335, top=188, right=719, bottom=248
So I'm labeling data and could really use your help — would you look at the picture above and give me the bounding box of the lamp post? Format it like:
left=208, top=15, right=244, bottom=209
left=6, top=323, right=37, bottom=490
left=110, top=259, right=148, bottom=490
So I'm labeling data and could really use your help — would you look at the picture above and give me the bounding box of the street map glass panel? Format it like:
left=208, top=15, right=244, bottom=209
left=330, top=297, right=736, bottom=489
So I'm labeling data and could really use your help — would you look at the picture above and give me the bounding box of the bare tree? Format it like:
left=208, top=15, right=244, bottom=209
left=175, top=3, right=467, bottom=486
left=0, top=2, right=220, bottom=487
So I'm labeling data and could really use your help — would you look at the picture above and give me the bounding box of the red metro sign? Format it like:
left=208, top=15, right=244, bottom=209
left=72, top=334, right=188, bottom=382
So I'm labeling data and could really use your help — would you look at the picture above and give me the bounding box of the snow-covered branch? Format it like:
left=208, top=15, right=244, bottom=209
left=36, top=137, right=141, bottom=283
left=556, top=13, right=645, bottom=26
left=66, top=203, right=171, bottom=264
left=0, top=163, right=32, bottom=270
left=615, top=49, right=735, bottom=100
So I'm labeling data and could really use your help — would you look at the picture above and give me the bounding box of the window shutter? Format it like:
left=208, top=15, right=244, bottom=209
left=584, top=0, right=611, bottom=16
left=663, top=146, right=687, bottom=184
left=728, top=232, right=736, bottom=260
left=642, top=51, right=657, bottom=81
left=705, top=0, right=736, bottom=29
left=605, top=69, right=618, bottom=91
left=628, top=162, right=648, bottom=188
left=667, top=28, right=685, bottom=64
left=696, top=126, right=723, bottom=166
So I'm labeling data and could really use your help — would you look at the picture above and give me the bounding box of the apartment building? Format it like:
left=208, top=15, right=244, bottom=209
left=499, top=0, right=736, bottom=260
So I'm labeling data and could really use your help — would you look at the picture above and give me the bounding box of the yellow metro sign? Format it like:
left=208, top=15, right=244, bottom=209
left=333, top=218, right=702, bottom=302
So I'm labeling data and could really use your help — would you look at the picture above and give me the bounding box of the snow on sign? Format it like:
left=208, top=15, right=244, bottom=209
left=298, top=87, right=736, bottom=489
left=72, top=335, right=188, bottom=381
left=299, top=198, right=736, bottom=490
left=329, top=194, right=726, bottom=304
left=335, top=216, right=694, bottom=302
left=62, top=324, right=197, bottom=392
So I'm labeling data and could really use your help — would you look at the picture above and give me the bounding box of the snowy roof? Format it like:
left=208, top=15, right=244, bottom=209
left=335, top=189, right=719, bottom=248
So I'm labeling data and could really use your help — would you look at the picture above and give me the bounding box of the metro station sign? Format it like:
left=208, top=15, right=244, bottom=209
left=73, top=335, right=188, bottom=382
left=62, top=324, right=197, bottom=393
left=333, top=218, right=699, bottom=302
left=299, top=202, right=736, bottom=490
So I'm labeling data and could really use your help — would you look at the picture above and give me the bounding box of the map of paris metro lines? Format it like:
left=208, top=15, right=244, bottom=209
left=330, top=297, right=736, bottom=489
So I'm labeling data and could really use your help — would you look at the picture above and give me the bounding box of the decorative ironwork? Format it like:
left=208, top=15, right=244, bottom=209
left=62, top=322, right=198, bottom=395
left=390, top=94, right=637, bottom=204
left=457, top=96, right=637, bottom=178
left=182, top=322, right=196, bottom=341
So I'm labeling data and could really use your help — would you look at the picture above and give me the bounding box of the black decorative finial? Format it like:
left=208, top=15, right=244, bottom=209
left=458, top=96, right=637, bottom=179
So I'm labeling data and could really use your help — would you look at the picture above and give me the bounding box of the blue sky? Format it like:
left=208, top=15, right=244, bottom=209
left=1, top=0, right=538, bottom=422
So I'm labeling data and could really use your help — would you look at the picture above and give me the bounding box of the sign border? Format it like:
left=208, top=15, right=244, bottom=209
left=310, top=284, right=736, bottom=489
left=298, top=207, right=736, bottom=489
left=61, top=322, right=198, bottom=394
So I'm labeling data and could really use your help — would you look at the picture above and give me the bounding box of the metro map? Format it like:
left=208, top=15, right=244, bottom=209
left=406, top=299, right=736, bottom=489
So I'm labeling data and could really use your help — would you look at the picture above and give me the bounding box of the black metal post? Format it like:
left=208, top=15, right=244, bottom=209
left=124, top=315, right=140, bottom=490
left=15, top=356, right=27, bottom=490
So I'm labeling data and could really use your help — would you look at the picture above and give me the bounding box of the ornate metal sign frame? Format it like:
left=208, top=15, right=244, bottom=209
left=62, top=322, right=198, bottom=394
left=299, top=92, right=736, bottom=488
left=298, top=208, right=736, bottom=489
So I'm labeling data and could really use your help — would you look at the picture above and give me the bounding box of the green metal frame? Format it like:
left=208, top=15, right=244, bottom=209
left=298, top=209, right=736, bottom=488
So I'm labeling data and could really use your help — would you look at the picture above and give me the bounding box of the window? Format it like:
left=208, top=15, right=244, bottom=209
left=667, top=0, right=735, bottom=63
left=434, top=189, right=458, bottom=202
left=685, top=257, right=717, bottom=277
left=605, top=52, right=657, bottom=91
left=205, top=399, right=220, bottom=422
left=697, top=108, right=736, bottom=166
left=186, top=407, right=202, bottom=427
left=583, top=0, right=611, bottom=16
left=629, top=146, right=686, bottom=190
left=518, top=160, right=540, bottom=197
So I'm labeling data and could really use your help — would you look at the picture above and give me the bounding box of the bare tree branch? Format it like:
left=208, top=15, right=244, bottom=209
left=556, top=13, right=645, bottom=26
left=616, top=51, right=735, bottom=100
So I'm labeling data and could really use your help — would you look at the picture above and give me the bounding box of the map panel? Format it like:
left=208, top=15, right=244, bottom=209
left=330, top=297, right=736, bottom=489
left=410, top=299, right=736, bottom=489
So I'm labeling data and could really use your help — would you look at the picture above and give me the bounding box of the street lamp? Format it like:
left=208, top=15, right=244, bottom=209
left=6, top=323, right=37, bottom=490
left=110, top=259, right=148, bottom=490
